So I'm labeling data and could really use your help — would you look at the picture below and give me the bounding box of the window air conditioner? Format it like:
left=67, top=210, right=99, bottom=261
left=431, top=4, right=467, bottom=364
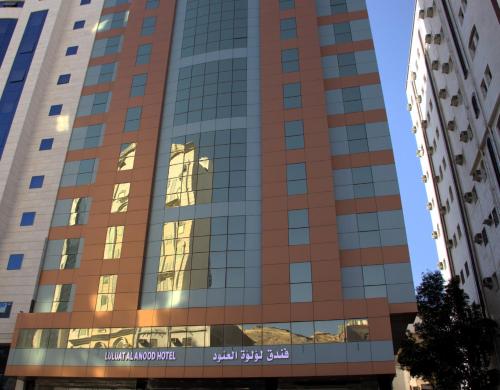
left=421, top=120, right=428, bottom=128
left=432, top=230, right=439, bottom=239
left=432, top=60, right=440, bottom=70
left=425, top=34, right=432, bottom=44
left=418, top=9, right=426, bottom=19
left=450, top=95, right=461, bottom=106
left=439, top=206, right=447, bottom=214
left=483, top=217, right=493, bottom=226
left=474, top=233, right=483, bottom=245
left=422, top=174, right=428, bottom=183
left=454, top=154, right=464, bottom=165
left=433, top=34, right=442, bottom=44
left=472, top=170, right=483, bottom=182
left=426, top=7, right=435, bottom=17
left=417, top=95, right=423, bottom=103
left=483, top=277, right=494, bottom=289
left=446, top=120, right=456, bottom=131
left=463, top=192, right=474, bottom=203
left=459, top=131, right=469, bottom=143
left=438, top=89, right=448, bottom=99
left=442, top=62, right=450, bottom=74
left=411, top=126, right=417, bottom=134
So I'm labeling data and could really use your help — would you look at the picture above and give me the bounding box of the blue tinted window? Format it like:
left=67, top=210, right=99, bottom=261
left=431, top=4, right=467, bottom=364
left=0, top=19, right=17, bottom=67
left=80, top=0, right=91, bottom=5
left=0, top=11, right=47, bottom=159
left=29, top=175, right=44, bottom=189
left=57, top=74, right=71, bottom=84
left=73, top=20, right=85, bottom=29
left=20, top=212, right=36, bottom=226
left=66, top=46, right=78, bottom=56
left=7, top=254, right=23, bottom=270
left=0, top=302, right=12, bottom=318
left=48, top=105, right=62, bottom=116
left=39, top=138, right=53, bottom=150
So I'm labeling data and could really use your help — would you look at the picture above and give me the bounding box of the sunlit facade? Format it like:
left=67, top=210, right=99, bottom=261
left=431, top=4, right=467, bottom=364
left=0, top=0, right=416, bottom=389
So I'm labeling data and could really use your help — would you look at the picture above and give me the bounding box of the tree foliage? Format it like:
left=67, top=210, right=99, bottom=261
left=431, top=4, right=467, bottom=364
left=397, top=271, right=497, bottom=390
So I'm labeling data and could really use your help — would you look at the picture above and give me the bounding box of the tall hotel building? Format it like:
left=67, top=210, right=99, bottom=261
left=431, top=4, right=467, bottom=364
left=0, top=0, right=416, bottom=388
left=406, top=0, right=500, bottom=335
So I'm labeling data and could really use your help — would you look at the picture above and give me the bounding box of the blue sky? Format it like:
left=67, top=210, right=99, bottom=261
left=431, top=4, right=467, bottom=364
left=366, top=0, right=437, bottom=286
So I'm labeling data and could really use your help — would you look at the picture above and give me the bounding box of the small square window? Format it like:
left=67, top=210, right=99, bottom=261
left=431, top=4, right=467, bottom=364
left=0, top=302, right=12, bottom=318
left=124, top=106, right=142, bottom=132
left=49, top=105, right=62, bottom=116
left=136, top=43, right=152, bottom=65
left=283, top=82, right=302, bottom=109
left=29, top=175, right=44, bottom=189
left=281, top=48, right=299, bottom=73
left=80, top=0, right=91, bottom=5
left=279, top=0, right=295, bottom=11
left=39, top=138, right=54, bottom=151
left=141, top=16, right=156, bottom=36
left=7, top=254, right=23, bottom=270
left=146, top=0, right=159, bottom=8
left=66, top=46, right=78, bottom=56
left=57, top=74, right=71, bottom=85
left=20, top=212, right=36, bottom=226
left=73, top=20, right=85, bottom=29
left=285, top=120, right=304, bottom=150
left=130, top=74, right=147, bottom=97
left=280, top=18, right=297, bottom=40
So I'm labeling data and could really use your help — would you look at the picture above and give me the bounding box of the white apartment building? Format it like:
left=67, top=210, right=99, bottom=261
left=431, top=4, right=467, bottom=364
left=407, top=0, right=500, bottom=333
left=0, top=0, right=104, bottom=381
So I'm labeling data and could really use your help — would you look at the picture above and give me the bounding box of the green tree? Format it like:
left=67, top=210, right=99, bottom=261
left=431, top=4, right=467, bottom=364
left=397, top=271, right=497, bottom=390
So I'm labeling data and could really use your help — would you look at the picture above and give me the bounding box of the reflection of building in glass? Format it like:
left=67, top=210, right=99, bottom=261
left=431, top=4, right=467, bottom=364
left=111, top=183, right=130, bottom=213
left=166, top=141, right=213, bottom=207
left=117, top=142, right=136, bottom=171
left=95, top=275, right=117, bottom=311
left=17, top=320, right=370, bottom=349
left=157, top=220, right=195, bottom=291
left=103, top=227, right=124, bottom=260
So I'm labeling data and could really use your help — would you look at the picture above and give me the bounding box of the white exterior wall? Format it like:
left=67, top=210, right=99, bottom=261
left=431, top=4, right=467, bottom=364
left=406, top=0, right=500, bottom=324
left=0, top=0, right=104, bottom=344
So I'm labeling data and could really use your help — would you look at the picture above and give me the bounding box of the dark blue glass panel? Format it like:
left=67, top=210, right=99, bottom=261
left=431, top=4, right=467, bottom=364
left=73, top=20, right=85, bottom=29
left=0, top=19, right=17, bottom=67
left=49, top=104, right=62, bottom=116
left=66, top=46, right=78, bottom=56
left=7, top=254, right=23, bottom=270
left=39, top=138, right=53, bottom=150
left=0, top=10, right=48, bottom=158
left=57, top=74, right=71, bottom=84
left=20, top=212, right=36, bottom=226
left=29, top=175, right=44, bottom=188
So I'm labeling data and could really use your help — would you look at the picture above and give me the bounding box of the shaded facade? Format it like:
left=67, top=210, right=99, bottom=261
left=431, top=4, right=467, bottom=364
left=407, top=0, right=500, bottom=335
left=0, top=0, right=416, bottom=388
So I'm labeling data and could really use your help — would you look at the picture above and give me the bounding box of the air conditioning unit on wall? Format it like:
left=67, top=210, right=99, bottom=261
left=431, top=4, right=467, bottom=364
left=473, top=170, right=483, bottom=182
left=454, top=154, right=464, bottom=165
